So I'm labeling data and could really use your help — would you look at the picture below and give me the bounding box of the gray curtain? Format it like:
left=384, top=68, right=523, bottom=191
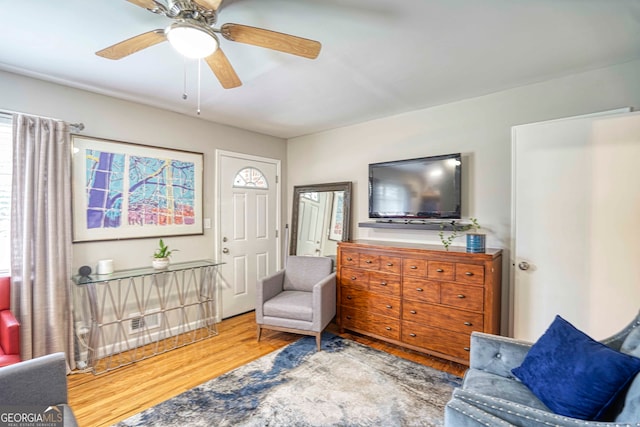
left=10, top=114, right=74, bottom=370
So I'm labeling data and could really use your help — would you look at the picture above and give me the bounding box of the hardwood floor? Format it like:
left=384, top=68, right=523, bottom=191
left=67, top=311, right=467, bottom=427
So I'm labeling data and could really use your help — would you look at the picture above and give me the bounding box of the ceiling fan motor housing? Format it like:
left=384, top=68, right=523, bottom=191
left=166, top=0, right=217, bottom=25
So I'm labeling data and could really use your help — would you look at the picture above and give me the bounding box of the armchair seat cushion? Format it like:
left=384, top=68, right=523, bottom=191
left=463, top=369, right=550, bottom=412
left=263, top=291, right=313, bottom=322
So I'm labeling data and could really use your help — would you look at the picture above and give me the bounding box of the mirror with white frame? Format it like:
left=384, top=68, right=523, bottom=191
left=290, top=182, right=352, bottom=261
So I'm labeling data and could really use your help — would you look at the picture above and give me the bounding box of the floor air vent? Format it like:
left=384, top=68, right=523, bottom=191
left=129, top=311, right=160, bottom=334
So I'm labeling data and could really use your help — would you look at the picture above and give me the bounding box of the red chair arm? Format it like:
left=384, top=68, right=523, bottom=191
left=0, top=310, right=20, bottom=356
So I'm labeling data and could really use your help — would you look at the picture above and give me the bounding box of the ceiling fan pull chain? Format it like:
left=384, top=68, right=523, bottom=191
left=182, top=56, right=188, bottom=100
left=197, top=58, right=202, bottom=115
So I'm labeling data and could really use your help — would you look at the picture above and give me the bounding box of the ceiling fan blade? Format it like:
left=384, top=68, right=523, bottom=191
left=221, top=23, right=321, bottom=59
left=205, top=48, right=242, bottom=89
left=193, top=0, right=222, bottom=11
left=96, top=30, right=166, bottom=60
left=126, top=0, right=157, bottom=9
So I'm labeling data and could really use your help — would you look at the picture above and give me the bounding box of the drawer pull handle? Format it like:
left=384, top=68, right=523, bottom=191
left=346, top=257, right=353, bottom=261
left=416, top=288, right=423, bottom=292
left=365, top=260, right=372, bottom=264
left=410, top=265, right=418, bottom=269
left=465, top=271, right=474, bottom=276
left=410, top=310, right=417, bottom=314
left=347, top=296, right=353, bottom=300
left=386, top=304, right=392, bottom=309
left=351, top=276, right=357, bottom=280
left=380, top=282, right=387, bottom=286
left=346, top=315, right=352, bottom=319
left=464, top=347, right=471, bottom=352
left=464, top=321, right=472, bottom=326
left=409, top=333, right=416, bottom=337
left=385, top=326, right=392, bottom=331
left=436, top=268, right=444, bottom=273
left=457, top=294, right=466, bottom=299
left=387, top=263, right=393, bottom=266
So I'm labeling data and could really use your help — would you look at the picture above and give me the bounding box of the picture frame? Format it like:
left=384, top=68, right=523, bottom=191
left=328, top=191, right=345, bottom=241
left=71, top=135, right=204, bottom=242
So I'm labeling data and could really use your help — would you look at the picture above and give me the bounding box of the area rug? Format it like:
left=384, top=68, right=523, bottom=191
left=114, top=334, right=462, bottom=426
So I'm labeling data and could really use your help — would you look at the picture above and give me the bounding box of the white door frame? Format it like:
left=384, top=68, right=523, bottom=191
left=214, top=149, right=282, bottom=320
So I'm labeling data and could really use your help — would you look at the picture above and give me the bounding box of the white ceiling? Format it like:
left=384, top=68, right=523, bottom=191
left=1, top=0, right=639, bottom=139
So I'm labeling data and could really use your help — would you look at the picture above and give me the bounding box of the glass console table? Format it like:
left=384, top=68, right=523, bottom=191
left=72, top=260, right=223, bottom=374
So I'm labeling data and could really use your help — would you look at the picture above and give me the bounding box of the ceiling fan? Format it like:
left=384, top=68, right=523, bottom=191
left=96, top=0, right=322, bottom=89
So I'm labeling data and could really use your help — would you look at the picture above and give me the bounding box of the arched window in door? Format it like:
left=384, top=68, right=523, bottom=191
left=233, top=167, right=269, bottom=189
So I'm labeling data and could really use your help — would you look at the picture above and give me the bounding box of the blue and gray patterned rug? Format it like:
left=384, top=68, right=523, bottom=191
left=114, top=334, right=462, bottom=426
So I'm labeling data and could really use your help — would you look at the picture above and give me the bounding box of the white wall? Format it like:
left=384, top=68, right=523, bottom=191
left=287, top=59, right=640, bottom=332
left=0, top=70, right=287, bottom=274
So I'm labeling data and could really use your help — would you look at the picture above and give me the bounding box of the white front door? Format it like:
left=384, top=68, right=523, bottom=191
left=511, top=111, right=640, bottom=341
left=217, top=151, right=280, bottom=319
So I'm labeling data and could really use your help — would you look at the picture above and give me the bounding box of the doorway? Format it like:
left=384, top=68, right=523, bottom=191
left=216, top=150, right=280, bottom=319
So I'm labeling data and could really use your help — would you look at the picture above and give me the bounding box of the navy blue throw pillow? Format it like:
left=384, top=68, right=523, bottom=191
left=512, top=315, right=640, bottom=421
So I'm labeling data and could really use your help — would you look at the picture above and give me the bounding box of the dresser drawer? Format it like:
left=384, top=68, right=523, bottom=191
left=441, top=283, right=484, bottom=311
left=340, top=287, right=370, bottom=311
left=402, top=277, right=440, bottom=303
left=428, top=261, right=455, bottom=281
left=359, top=253, right=380, bottom=270
left=369, top=295, right=401, bottom=318
left=341, top=267, right=369, bottom=290
left=379, top=256, right=401, bottom=274
left=369, top=272, right=401, bottom=297
left=369, top=315, right=401, bottom=340
left=403, top=258, right=428, bottom=277
left=341, top=251, right=359, bottom=266
left=401, top=322, right=472, bottom=360
left=455, top=263, right=485, bottom=285
left=402, top=302, right=483, bottom=333
left=340, top=306, right=370, bottom=330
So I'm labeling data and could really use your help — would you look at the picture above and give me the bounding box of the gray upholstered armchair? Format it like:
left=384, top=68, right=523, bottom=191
left=445, top=311, right=640, bottom=426
left=0, top=352, right=78, bottom=426
left=256, top=256, right=336, bottom=351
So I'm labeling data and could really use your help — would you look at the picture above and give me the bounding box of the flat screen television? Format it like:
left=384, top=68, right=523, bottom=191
left=368, top=153, right=462, bottom=220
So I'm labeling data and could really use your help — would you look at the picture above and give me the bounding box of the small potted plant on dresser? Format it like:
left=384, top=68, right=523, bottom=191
left=152, top=239, right=177, bottom=269
left=439, top=218, right=485, bottom=252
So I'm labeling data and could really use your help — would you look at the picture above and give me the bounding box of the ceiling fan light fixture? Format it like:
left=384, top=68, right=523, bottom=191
left=166, top=22, right=219, bottom=59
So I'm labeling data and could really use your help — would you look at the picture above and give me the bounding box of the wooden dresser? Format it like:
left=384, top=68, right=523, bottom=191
left=337, top=240, right=502, bottom=365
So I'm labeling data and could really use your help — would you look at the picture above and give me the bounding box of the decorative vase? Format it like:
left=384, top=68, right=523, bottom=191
left=152, top=258, right=170, bottom=270
left=466, top=233, right=486, bottom=253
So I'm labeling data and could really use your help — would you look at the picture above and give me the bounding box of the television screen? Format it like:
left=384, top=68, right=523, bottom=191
left=368, top=153, right=461, bottom=220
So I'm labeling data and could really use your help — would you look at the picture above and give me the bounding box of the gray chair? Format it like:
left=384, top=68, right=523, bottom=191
left=444, top=312, right=640, bottom=426
left=256, top=256, right=336, bottom=351
left=0, top=352, right=78, bottom=427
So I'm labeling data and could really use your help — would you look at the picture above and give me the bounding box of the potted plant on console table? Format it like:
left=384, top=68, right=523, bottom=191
left=438, top=218, right=485, bottom=253
left=152, top=239, right=177, bottom=269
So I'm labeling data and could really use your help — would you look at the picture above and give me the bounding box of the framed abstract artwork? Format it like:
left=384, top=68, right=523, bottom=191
left=71, top=135, right=204, bottom=242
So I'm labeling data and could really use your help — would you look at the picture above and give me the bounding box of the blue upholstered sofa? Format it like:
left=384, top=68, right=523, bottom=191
left=445, top=312, right=640, bottom=426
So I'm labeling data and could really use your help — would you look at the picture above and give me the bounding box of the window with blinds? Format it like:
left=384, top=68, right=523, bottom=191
left=0, top=116, right=12, bottom=274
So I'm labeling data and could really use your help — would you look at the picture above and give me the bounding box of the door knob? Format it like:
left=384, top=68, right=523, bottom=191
left=222, top=248, right=229, bottom=254
left=518, top=261, right=530, bottom=271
